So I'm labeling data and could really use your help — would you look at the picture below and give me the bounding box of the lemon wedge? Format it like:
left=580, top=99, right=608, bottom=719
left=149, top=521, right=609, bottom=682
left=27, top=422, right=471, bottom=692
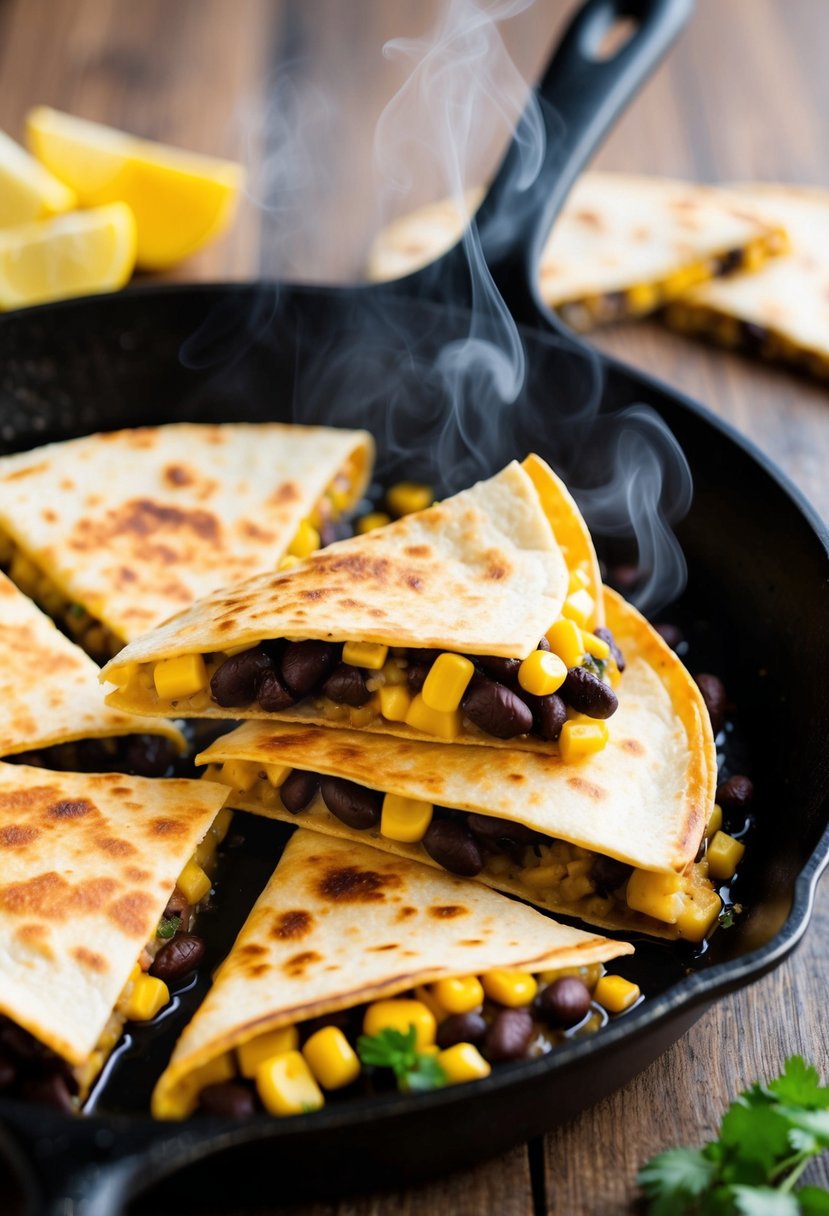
left=0, top=202, right=136, bottom=310
left=0, top=129, right=77, bottom=228
left=27, top=107, right=244, bottom=271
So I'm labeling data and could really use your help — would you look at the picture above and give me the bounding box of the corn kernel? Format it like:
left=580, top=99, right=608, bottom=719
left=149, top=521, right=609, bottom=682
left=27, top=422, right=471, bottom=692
left=379, top=684, right=411, bottom=722
left=707, top=831, right=746, bottom=880
left=413, top=985, right=447, bottom=1023
left=381, top=792, right=433, bottom=842
left=559, top=720, right=609, bottom=763
left=431, top=976, right=484, bottom=1015
left=481, top=970, right=538, bottom=1007
left=218, top=759, right=258, bottom=792
left=278, top=554, right=301, bottom=571
left=238, top=1026, right=300, bottom=1077
left=153, top=653, right=207, bottom=700
left=342, top=640, right=389, bottom=670
left=256, top=1051, right=324, bottom=1116
left=594, top=974, right=640, bottom=1013
left=189, top=1053, right=235, bottom=1094
left=380, top=659, right=406, bottom=687
left=195, top=834, right=217, bottom=867
left=438, top=1043, right=491, bottom=1085
left=545, top=619, right=584, bottom=668
left=580, top=630, right=610, bottom=661
left=302, top=1026, right=360, bottom=1090
left=386, top=482, right=434, bottom=516
left=328, top=486, right=351, bottom=514
left=124, top=973, right=169, bottom=1022
left=568, top=566, right=591, bottom=593
left=561, top=588, right=595, bottom=629
left=405, top=693, right=461, bottom=741
left=708, top=803, right=723, bottom=837
left=627, top=282, right=659, bottom=313
left=178, top=859, right=212, bottom=904
left=626, top=868, right=683, bottom=923
left=348, top=703, right=376, bottom=729
left=356, top=512, right=391, bottom=534
left=675, top=887, right=722, bottom=941
left=422, top=653, right=475, bottom=712
left=263, top=764, right=290, bottom=788
left=518, top=650, right=567, bottom=696
left=363, top=999, right=436, bottom=1049
left=287, top=518, right=321, bottom=559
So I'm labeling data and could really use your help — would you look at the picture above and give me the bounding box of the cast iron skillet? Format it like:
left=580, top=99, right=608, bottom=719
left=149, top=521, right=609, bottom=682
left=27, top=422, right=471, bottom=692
left=1, top=0, right=828, bottom=1211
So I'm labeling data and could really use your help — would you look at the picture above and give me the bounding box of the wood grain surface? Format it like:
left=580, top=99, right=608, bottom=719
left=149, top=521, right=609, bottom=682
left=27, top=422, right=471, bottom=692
left=0, top=1, right=827, bottom=1213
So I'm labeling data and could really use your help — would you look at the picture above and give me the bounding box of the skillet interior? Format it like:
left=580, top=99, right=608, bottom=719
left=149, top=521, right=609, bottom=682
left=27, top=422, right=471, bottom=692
left=0, top=281, right=827, bottom=1211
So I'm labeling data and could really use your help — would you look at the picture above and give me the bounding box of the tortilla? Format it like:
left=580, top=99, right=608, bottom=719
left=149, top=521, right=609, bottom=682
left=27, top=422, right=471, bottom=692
left=0, top=760, right=229, bottom=1088
left=152, top=828, right=632, bottom=1118
left=0, top=422, right=374, bottom=658
left=0, top=569, right=183, bottom=760
left=366, top=173, right=788, bottom=329
left=664, top=183, right=829, bottom=378
left=198, top=589, right=718, bottom=940
left=103, top=457, right=605, bottom=752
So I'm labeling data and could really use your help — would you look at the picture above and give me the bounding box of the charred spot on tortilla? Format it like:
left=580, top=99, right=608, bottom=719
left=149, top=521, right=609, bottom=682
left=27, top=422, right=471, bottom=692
left=94, top=835, right=136, bottom=858
left=396, top=906, right=417, bottom=921
left=404, top=545, right=431, bottom=558
left=0, top=872, right=119, bottom=919
left=566, top=776, right=607, bottom=800
left=107, top=891, right=156, bottom=936
left=250, top=963, right=270, bottom=977
left=268, top=482, right=301, bottom=506
left=621, top=738, right=645, bottom=755
left=0, top=824, right=39, bottom=848
left=72, top=946, right=107, bottom=972
left=283, top=950, right=321, bottom=977
left=272, top=910, right=314, bottom=940
left=429, top=904, right=468, bottom=919
left=49, top=798, right=94, bottom=819
left=317, top=866, right=400, bottom=903
left=150, top=817, right=189, bottom=837
left=164, top=464, right=195, bottom=488
left=241, top=943, right=267, bottom=957
left=368, top=943, right=399, bottom=952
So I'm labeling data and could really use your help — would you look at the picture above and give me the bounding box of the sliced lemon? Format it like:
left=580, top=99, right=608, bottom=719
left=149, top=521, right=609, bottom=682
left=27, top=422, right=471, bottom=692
left=27, top=107, right=244, bottom=270
left=0, top=129, right=77, bottom=228
left=0, top=202, right=136, bottom=310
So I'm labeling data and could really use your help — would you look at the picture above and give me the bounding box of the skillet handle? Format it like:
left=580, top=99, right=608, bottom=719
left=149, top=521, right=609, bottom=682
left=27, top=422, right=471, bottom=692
left=475, top=0, right=694, bottom=322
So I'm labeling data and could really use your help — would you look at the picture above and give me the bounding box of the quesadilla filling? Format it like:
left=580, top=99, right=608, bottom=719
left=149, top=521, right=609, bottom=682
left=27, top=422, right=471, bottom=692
left=207, top=762, right=729, bottom=942
left=125, top=599, right=621, bottom=754
left=174, top=961, right=641, bottom=1119
left=663, top=301, right=829, bottom=381
left=5, top=733, right=179, bottom=777
left=0, top=807, right=232, bottom=1112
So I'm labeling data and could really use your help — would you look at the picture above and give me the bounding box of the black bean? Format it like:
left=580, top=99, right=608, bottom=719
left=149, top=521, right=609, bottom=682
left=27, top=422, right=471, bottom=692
left=467, top=813, right=541, bottom=845
left=257, top=670, right=295, bottom=712
left=593, top=626, right=626, bottom=673
left=164, top=889, right=192, bottom=919
left=322, top=663, right=371, bottom=707
left=0, top=1022, right=45, bottom=1062
left=437, top=1012, right=488, bottom=1050
left=537, top=977, right=592, bottom=1027
left=695, top=673, right=728, bottom=735
left=532, top=693, right=567, bottom=741
left=0, top=1050, right=17, bottom=1090
left=280, top=641, right=338, bottom=697
left=21, top=1073, right=74, bottom=1113
left=477, top=655, right=521, bottom=684
left=716, top=774, right=754, bottom=813
left=560, top=667, right=618, bottom=719
left=422, top=819, right=483, bottom=876
left=198, top=1082, right=258, bottom=1119
left=742, top=321, right=768, bottom=353
left=484, top=1009, right=534, bottom=1062
left=715, top=247, right=743, bottom=275
left=210, top=646, right=273, bottom=708
left=654, top=622, right=684, bottom=651
left=280, top=769, right=320, bottom=814
left=462, top=675, right=534, bottom=739
left=591, top=855, right=633, bottom=894
left=301, top=1009, right=355, bottom=1041
left=406, top=658, right=432, bottom=693
left=537, top=636, right=551, bottom=651
left=320, top=776, right=382, bottom=829
left=124, top=734, right=178, bottom=777
left=151, top=934, right=206, bottom=983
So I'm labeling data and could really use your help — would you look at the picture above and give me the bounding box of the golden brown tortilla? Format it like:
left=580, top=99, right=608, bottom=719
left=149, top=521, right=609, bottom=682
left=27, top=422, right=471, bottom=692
left=152, top=829, right=632, bottom=1118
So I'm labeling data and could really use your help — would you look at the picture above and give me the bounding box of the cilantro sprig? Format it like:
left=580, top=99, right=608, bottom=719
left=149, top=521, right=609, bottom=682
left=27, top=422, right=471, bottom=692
left=357, top=1026, right=446, bottom=1093
left=638, top=1056, right=829, bottom=1215
left=156, top=914, right=182, bottom=940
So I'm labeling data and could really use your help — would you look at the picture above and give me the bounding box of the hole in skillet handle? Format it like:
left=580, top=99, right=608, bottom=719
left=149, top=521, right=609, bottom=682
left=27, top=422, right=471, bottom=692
left=589, top=14, right=640, bottom=62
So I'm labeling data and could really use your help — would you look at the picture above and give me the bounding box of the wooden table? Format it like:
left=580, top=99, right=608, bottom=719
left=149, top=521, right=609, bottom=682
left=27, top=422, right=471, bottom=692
left=0, top=1, right=827, bottom=1212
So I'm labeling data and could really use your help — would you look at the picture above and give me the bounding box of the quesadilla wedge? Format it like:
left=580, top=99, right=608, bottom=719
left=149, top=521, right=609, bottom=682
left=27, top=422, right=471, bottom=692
left=664, top=183, right=829, bottom=379
left=199, top=589, right=720, bottom=942
left=0, top=760, right=230, bottom=1110
left=102, top=456, right=616, bottom=753
left=0, top=422, right=374, bottom=661
left=0, top=569, right=184, bottom=774
left=152, top=829, right=634, bottom=1119
left=366, top=173, right=787, bottom=330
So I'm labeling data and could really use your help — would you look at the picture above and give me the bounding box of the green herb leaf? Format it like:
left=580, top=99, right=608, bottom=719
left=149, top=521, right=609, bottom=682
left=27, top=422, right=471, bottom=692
left=637, top=1147, right=718, bottom=1214
left=401, top=1053, right=447, bottom=1092
left=156, top=914, right=181, bottom=940
left=766, top=1058, right=829, bottom=1112
left=720, top=1103, right=792, bottom=1176
left=730, top=1185, right=800, bottom=1216
left=357, top=1026, right=446, bottom=1093
left=797, top=1187, right=829, bottom=1215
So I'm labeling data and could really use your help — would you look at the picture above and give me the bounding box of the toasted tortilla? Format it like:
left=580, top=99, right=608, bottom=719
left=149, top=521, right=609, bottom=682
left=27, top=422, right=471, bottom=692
left=0, top=422, right=374, bottom=646
left=152, top=828, right=632, bottom=1118
left=0, top=570, right=183, bottom=758
left=197, top=588, right=716, bottom=937
left=664, top=184, right=829, bottom=378
left=0, top=761, right=229, bottom=1071
left=366, top=173, right=787, bottom=329
left=103, top=459, right=593, bottom=751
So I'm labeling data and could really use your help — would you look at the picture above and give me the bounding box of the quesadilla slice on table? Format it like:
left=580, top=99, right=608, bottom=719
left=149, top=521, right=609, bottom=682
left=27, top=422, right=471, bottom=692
left=664, top=184, right=829, bottom=380
left=0, top=569, right=183, bottom=775
left=366, top=173, right=788, bottom=330
left=152, top=830, right=634, bottom=1120
left=0, top=761, right=230, bottom=1111
left=199, top=589, right=720, bottom=943
left=103, top=456, right=620, bottom=756
left=0, top=422, right=374, bottom=662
